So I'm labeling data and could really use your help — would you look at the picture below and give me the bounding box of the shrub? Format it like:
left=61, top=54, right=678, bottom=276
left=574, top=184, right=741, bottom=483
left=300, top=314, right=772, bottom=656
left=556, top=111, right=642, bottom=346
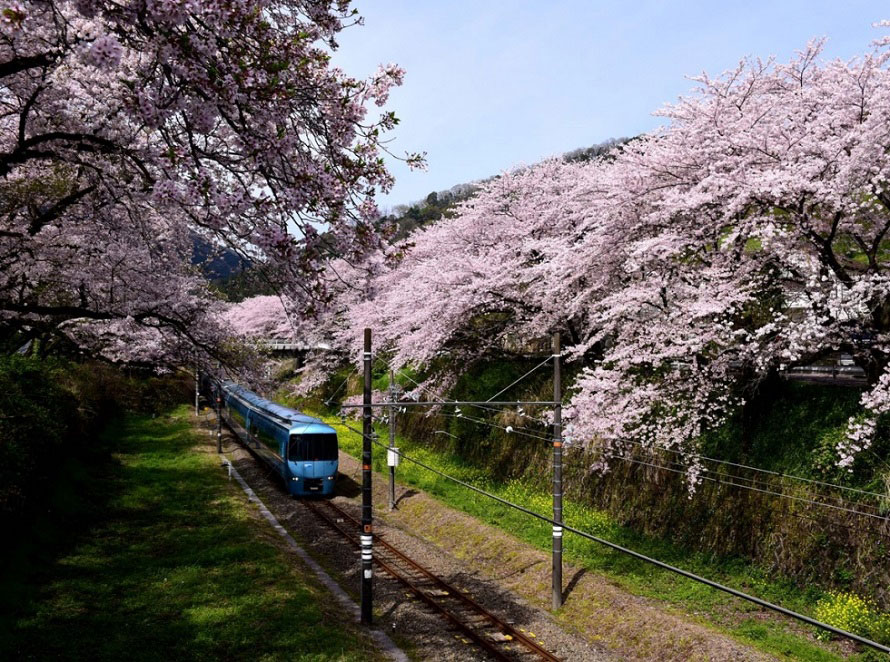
left=814, top=591, right=890, bottom=644
left=0, top=357, right=191, bottom=524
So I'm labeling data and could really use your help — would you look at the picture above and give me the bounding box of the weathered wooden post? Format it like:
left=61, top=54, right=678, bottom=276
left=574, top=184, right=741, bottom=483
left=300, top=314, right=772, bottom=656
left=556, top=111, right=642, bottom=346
left=361, top=328, right=373, bottom=625
left=552, top=332, right=563, bottom=609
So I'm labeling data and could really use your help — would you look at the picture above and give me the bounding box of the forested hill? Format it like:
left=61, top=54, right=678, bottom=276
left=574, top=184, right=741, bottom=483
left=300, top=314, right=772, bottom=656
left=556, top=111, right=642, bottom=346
left=383, top=137, right=627, bottom=239
left=208, top=138, right=626, bottom=301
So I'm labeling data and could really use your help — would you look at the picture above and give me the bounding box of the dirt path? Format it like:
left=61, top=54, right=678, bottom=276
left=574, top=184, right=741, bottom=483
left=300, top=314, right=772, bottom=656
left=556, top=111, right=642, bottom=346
left=336, top=452, right=778, bottom=662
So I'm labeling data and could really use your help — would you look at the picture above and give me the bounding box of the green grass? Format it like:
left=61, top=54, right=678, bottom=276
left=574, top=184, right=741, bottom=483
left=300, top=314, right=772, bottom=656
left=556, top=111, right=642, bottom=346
left=324, top=413, right=883, bottom=662
left=0, top=407, right=381, bottom=661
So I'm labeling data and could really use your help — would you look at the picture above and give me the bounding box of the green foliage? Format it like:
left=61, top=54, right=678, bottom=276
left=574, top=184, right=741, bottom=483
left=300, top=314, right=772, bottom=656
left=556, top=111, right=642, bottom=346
left=701, top=380, right=888, bottom=491
left=814, top=592, right=890, bottom=645
left=0, top=356, right=191, bottom=527
left=0, top=357, right=78, bottom=520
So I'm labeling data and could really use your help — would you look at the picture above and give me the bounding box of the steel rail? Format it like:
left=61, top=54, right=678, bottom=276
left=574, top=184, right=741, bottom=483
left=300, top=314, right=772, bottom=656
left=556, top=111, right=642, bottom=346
left=322, top=500, right=560, bottom=661
left=304, top=500, right=515, bottom=661
left=305, top=499, right=560, bottom=662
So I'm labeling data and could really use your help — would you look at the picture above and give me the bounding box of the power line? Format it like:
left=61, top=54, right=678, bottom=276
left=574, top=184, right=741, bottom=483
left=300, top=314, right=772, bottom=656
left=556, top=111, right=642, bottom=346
left=609, top=453, right=890, bottom=526
left=323, top=366, right=358, bottom=406
left=394, top=362, right=886, bottom=504
left=400, top=400, right=886, bottom=517
left=485, top=356, right=552, bottom=402
left=608, top=453, right=890, bottom=539
left=332, top=419, right=889, bottom=656
left=396, top=368, right=552, bottom=429
left=440, top=410, right=555, bottom=443
left=359, top=410, right=890, bottom=540
left=391, top=404, right=556, bottom=444
left=618, top=437, right=889, bottom=503
left=384, top=360, right=887, bottom=517
left=382, top=395, right=886, bottom=519
left=614, top=444, right=885, bottom=515
left=330, top=350, right=885, bottom=506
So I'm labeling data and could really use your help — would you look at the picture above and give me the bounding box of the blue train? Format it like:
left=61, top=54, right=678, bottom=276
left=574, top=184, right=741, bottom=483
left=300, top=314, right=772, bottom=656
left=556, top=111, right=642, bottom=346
left=220, top=382, right=338, bottom=496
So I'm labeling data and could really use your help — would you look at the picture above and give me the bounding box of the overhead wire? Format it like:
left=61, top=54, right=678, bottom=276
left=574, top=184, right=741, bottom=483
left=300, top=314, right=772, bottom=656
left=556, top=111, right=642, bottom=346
left=322, top=346, right=885, bottom=504
left=390, top=402, right=556, bottom=444
left=440, top=410, right=556, bottom=443
left=398, top=400, right=886, bottom=518
left=612, top=442, right=885, bottom=514
left=484, top=355, right=552, bottom=403
left=606, top=453, right=890, bottom=540
left=395, top=367, right=552, bottom=429
left=354, top=404, right=890, bottom=535
left=618, top=437, right=889, bottom=502
left=609, top=453, right=890, bottom=525
left=392, top=357, right=886, bottom=503
left=332, top=418, right=889, bottom=655
left=323, top=365, right=358, bottom=406
left=379, top=377, right=887, bottom=519
left=353, top=353, right=888, bottom=524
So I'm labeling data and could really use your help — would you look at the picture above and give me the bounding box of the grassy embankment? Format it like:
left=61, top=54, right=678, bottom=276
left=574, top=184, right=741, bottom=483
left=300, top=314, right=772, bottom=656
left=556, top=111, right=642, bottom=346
left=0, top=406, right=383, bottom=662
left=319, top=411, right=885, bottom=662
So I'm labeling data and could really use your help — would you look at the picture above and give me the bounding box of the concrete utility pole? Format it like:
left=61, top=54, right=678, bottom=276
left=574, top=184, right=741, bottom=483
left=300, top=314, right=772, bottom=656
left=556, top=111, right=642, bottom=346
left=216, top=386, right=222, bottom=454
left=388, top=370, right=397, bottom=511
left=552, top=332, right=563, bottom=610
left=361, top=328, right=373, bottom=625
left=216, top=362, right=222, bottom=454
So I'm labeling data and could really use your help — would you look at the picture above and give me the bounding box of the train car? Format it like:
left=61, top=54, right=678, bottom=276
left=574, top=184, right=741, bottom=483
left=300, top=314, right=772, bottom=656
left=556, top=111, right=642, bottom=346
left=220, top=382, right=338, bottom=496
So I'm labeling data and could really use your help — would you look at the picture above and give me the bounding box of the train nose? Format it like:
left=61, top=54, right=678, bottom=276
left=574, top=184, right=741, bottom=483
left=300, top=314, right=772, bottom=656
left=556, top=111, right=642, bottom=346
left=302, top=462, right=327, bottom=479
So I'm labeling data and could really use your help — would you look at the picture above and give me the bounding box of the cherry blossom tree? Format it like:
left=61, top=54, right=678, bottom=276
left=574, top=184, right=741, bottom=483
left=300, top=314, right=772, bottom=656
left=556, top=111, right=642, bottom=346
left=309, top=31, right=890, bottom=477
left=284, top=160, right=594, bottom=395
left=566, top=37, right=890, bottom=475
left=1, top=0, right=419, bottom=364
left=224, top=295, right=298, bottom=342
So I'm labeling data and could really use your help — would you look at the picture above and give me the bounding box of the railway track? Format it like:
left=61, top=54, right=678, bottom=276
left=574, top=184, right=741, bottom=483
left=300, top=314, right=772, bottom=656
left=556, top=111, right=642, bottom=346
left=303, top=498, right=561, bottom=662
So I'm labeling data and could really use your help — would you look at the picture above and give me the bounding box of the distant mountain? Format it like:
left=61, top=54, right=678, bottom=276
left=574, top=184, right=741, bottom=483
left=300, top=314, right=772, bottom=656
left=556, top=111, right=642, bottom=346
left=191, top=234, right=248, bottom=280
left=191, top=235, right=277, bottom=302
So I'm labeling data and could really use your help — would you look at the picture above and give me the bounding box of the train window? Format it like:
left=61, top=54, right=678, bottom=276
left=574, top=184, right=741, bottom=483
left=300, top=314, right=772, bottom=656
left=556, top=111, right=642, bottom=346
left=230, top=407, right=247, bottom=430
left=289, top=434, right=337, bottom=461
left=255, top=424, right=280, bottom=455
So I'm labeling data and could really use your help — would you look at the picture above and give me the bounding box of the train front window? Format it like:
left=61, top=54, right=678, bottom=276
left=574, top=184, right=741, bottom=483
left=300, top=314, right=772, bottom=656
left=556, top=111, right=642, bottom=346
left=289, top=434, right=337, bottom=461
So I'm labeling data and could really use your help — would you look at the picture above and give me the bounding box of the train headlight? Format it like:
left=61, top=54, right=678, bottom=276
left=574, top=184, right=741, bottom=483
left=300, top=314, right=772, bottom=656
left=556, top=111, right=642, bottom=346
left=291, top=477, right=299, bottom=481
left=327, top=475, right=334, bottom=480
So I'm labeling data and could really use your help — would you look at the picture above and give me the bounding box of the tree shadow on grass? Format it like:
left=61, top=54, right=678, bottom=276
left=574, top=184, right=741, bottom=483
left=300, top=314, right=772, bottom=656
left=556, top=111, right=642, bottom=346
left=3, top=411, right=373, bottom=661
left=0, top=417, right=127, bottom=641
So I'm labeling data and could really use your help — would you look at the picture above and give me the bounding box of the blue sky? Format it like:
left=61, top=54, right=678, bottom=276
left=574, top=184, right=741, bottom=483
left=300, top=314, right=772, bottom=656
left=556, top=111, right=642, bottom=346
left=332, top=1, right=885, bottom=210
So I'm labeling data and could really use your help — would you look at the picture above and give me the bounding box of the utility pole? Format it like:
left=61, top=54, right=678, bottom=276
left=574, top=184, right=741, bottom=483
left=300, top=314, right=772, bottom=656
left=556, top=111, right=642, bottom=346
left=194, top=357, right=200, bottom=416
left=388, top=370, right=397, bottom=511
left=552, top=332, right=563, bottom=610
left=216, top=386, right=222, bottom=454
left=361, top=328, right=373, bottom=625
left=216, top=362, right=222, bottom=454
